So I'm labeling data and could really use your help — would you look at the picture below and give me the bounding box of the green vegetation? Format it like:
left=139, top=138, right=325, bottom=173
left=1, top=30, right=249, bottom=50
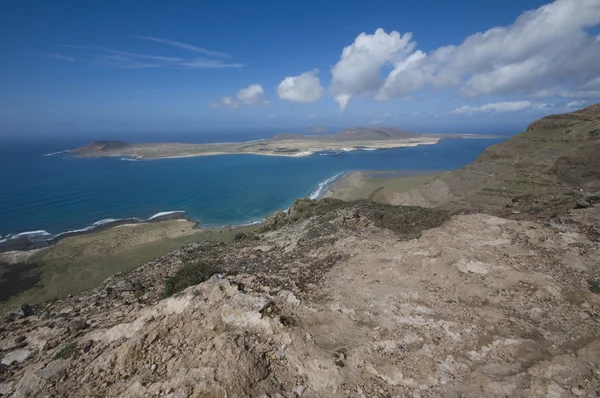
left=0, top=221, right=257, bottom=310
left=54, top=342, right=77, bottom=360
left=588, top=280, right=600, bottom=294
left=163, top=261, right=230, bottom=297
left=262, top=198, right=449, bottom=240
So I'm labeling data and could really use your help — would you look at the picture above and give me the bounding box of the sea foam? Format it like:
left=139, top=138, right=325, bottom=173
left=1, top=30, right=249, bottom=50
left=308, top=172, right=346, bottom=200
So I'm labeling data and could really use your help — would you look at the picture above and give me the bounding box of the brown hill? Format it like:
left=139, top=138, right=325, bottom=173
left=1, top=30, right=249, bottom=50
left=70, top=141, right=129, bottom=155
left=375, top=103, right=600, bottom=220
left=268, top=133, right=305, bottom=141
left=332, top=127, right=419, bottom=141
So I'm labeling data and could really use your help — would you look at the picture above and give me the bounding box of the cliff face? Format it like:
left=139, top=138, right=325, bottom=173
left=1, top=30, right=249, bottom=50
left=372, top=104, right=600, bottom=219
left=2, top=107, right=600, bottom=397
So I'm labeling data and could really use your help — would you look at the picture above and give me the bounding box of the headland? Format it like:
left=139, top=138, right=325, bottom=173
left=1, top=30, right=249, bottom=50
left=2, top=105, right=600, bottom=396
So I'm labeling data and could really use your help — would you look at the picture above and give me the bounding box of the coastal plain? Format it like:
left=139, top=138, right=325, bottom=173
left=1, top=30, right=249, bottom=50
left=324, top=171, right=440, bottom=202
left=0, top=220, right=256, bottom=310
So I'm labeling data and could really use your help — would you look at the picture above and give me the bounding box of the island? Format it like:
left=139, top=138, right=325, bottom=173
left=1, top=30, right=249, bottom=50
left=69, top=127, right=475, bottom=160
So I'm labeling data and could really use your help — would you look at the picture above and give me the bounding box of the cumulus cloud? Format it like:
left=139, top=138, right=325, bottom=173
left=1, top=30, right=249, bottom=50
left=277, top=69, right=325, bottom=103
left=211, top=84, right=267, bottom=109
left=450, top=101, right=549, bottom=115
left=210, top=96, right=240, bottom=109
left=330, top=0, right=600, bottom=109
left=237, top=84, right=268, bottom=106
left=330, top=29, right=416, bottom=110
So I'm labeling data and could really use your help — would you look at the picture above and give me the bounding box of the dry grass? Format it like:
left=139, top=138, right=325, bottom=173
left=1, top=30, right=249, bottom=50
left=0, top=221, right=257, bottom=310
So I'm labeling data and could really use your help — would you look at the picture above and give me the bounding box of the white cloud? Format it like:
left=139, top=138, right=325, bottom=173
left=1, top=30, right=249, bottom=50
left=211, top=84, right=267, bottom=109
left=134, top=36, right=230, bottom=58
left=45, top=53, right=75, bottom=62
left=330, top=28, right=416, bottom=110
left=237, top=84, right=268, bottom=106
left=450, top=101, right=549, bottom=115
left=567, top=100, right=586, bottom=108
left=330, top=0, right=600, bottom=107
left=67, top=45, right=243, bottom=69
left=277, top=69, right=325, bottom=103
left=210, top=96, right=240, bottom=109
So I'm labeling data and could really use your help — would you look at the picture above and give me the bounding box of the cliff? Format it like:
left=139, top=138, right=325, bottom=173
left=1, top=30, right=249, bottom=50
left=370, top=103, right=600, bottom=219
left=1, top=106, right=600, bottom=397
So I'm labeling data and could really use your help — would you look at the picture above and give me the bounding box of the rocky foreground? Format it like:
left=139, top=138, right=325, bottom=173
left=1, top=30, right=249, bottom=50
left=2, top=105, right=600, bottom=397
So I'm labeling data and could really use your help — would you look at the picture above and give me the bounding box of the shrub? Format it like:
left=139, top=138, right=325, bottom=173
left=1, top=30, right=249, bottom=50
left=163, top=262, right=226, bottom=297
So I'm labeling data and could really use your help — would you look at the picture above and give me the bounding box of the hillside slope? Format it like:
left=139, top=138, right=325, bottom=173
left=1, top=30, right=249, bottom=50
left=1, top=107, right=600, bottom=397
left=372, top=104, right=600, bottom=219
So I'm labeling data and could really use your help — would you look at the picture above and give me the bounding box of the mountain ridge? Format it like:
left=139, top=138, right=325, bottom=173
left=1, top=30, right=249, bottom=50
left=2, top=105, right=600, bottom=397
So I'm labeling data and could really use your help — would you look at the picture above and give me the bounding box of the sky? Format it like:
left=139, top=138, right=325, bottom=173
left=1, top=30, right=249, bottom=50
left=1, top=0, right=599, bottom=136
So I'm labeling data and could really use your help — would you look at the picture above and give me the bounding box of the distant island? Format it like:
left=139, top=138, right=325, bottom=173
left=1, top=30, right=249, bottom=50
left=69, top=127, right=486, bottom=160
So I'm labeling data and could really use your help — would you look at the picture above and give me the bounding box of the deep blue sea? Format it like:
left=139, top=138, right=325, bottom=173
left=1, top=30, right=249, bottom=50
left=0, top=131, right=506, bottom=241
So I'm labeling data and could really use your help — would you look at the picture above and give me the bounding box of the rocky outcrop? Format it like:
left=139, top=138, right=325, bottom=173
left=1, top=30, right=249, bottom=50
left=1, top=198, right=599, bottom=397
left=376, top=103, right=600, bottom=220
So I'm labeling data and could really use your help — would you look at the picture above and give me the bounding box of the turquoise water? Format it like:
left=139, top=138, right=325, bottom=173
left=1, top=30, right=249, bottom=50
left=0, top=135, right=505, bottom=240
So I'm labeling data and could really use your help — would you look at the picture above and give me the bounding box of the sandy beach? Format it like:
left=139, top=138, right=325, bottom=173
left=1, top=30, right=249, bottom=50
left=324, top=170, right=441, bottom=201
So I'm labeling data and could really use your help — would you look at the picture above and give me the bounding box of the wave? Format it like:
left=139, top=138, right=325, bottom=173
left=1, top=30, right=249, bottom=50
left=308, top=172, right=347, bottom=200
left=0, top=212, right=187, bottom=250
left=245, top=139, right=265, bottom=143
left=120, top=157, right=140, bottom=162
left=43, top=150, right=69, bottom=157
left=4, top=230, right=53, bottom=242
left=149, top=211, right=184, bottom=220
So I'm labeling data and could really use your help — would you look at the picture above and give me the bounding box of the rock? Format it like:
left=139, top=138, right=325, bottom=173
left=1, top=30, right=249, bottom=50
left=292, top=385, right=305, bottom=396
left=576, top=199, right=591, bottom=209
left=12, top=373, right=46, bottom=398
left=18, top=304, right=34, bottom=318
left=1, top=349, right=35, bottom=366
left=173, top=386, right=190, bottom=398
left=35, top=359, right=68, bottom=380
left=584, top=191, right=600, bottom=203
left=116, top=280, right=143, bottom=292
left=68, top=320, right=88, bottom=331
left=151, top=363, right=157, bottom=372
left=571, top=386, right=585, bottom=396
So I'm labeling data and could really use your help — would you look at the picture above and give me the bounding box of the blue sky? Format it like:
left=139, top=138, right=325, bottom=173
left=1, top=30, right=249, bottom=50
left=1, top=0, right=599, bottom=136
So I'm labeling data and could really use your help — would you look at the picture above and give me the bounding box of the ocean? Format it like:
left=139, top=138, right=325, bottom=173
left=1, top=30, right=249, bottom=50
left=0, top=132, right=506, bottom=242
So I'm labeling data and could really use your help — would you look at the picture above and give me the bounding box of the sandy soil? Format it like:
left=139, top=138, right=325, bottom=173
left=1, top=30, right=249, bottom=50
left=324, top=171, right=440, bottom=201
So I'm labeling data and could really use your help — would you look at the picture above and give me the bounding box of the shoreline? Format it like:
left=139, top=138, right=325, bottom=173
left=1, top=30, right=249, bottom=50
left=323, top=170, right=442, bottom=202
left=69, top=140, right=442, bottom=161
left=0, top=211, right=193, bottom=253
left=0, top=168, right=355, bottom=254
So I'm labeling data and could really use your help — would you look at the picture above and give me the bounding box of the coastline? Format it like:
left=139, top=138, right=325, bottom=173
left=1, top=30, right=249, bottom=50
left=69, top=138, right=442, bottom=160
left=0, top=211, right=192, bottom=253
left=323, top=170, right=442, bottom=202
left=0, top=169, right=347, bottom=254
left=0, top=168, right=442, bottom=309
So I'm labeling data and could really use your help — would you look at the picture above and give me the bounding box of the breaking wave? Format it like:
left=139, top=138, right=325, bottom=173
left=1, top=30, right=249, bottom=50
left=308, top=172, right=347, bottom=200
